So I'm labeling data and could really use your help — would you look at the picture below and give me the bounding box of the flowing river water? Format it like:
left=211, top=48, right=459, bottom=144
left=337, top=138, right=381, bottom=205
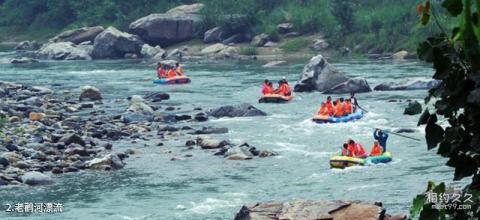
left=0, top=51, right=461, bottom=219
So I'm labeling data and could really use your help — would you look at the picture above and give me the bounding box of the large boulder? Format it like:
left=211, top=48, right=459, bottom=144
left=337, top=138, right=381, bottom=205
left=374, top=79, right=441, bottom=91
left=21, top=171, right=54, bottom=186
left=323, top=77, right=372, bottom=94
left=294, top=55, right=349, bottom=92
left=404, top=101, right=422, bottom=115
left=129, top=4, right=204, bottom=46
left=36, top=42, right=91, bottom=60
left=15, top=41, right=40, bottom=51
left=209, top=103, right=267, bottom=118
left=203, top=27, right=225, bottom=43
left=140, top=44, right=165, bottom=58
left=91, top=27, right=143, bottom=59
left=234, top=200, right=385, bottom=220
left=50, top=26, right=105, bottom=44
left=79, top=85, right=102, bottom=101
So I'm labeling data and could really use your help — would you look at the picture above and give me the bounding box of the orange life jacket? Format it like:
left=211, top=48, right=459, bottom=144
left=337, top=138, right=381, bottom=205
left=344, top=101, right=352, bottom=114
left=334, top=102, right=344, bottom=117
left=355, top=143, right=366, bottom=157
left=370, top=143, right=383, bottom=156
left=158, top=68, right=167, bottom=78
left=347, top=144, right=356, bottom=157
left=265, top=85, right=275, bottom=94
left=318, top=105, right=329, bottom=115
left=167, top=69, right=177, bottom=78
left=342, top=148, right=349, bottom=156
left=325, top=101, right=334, bottom=116
left=276, top=84, right=289, bottom=96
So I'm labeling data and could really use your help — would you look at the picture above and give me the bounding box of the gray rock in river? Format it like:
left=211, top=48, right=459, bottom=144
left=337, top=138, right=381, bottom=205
left=323, top=77, right=372, bottom=94
left=58, top=133, right=86, bottom=146
left=129, top=4, right=204, bottom=46
left=21, top=171, right=54, bottom=186
left=15, top=41, right=41, bottom=51
left=10, top=57, right=39, bottom=64
left=234, top=200, right=388, bottom=220
left=144, top=92, right=170, bottom=102
left=209, top=103, right=267, bottom=118
left=196, top=136, right=230, bottom=149
left=294, top=55, right=349, bottom=92
left=374, top=79, right=441, bottom=91
left=79, top=85, right=103, bottom=101
left=404, top=101, right=422, bottom=115
left=224, top=145, right=254, bottom=160
left=92, top=27, right=143, bottom=59
left=49, top=26, right=105, bottom=44
left=36, top=42, right=92, bottom=60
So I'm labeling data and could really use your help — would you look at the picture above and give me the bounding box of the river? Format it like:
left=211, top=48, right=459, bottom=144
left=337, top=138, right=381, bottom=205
left=0, top=51, right=460, bottom=219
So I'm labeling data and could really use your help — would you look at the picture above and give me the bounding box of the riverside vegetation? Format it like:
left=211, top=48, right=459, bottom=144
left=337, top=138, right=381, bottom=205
left=0, top=0, right=454, bottom=54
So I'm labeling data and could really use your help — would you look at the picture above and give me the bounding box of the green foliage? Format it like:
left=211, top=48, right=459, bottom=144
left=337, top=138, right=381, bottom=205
left=331, top=0, right=355, bottom=34
left=0, top=0, right=460, bottom=53
left=239, top=46, right=257, bottom=56
left=413, top=0, right=480, bottom=219
left=280, top=38, right=308, bottom=52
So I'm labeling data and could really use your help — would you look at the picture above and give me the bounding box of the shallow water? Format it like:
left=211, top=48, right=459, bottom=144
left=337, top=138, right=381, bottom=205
left=0, top=53, right=460, bottom=219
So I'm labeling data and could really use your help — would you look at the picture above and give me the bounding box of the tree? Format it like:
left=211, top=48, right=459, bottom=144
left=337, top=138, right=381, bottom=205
left=331, top=0, right=355, bottom=35
left=411, top=0, right=480, bottom=219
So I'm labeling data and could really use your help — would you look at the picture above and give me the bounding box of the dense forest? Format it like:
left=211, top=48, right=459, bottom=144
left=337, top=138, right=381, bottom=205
left=0, top=0, right=452, bottom=52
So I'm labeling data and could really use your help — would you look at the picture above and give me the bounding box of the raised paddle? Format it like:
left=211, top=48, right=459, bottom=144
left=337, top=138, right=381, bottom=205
left=379, top=128, right=421, bottom=141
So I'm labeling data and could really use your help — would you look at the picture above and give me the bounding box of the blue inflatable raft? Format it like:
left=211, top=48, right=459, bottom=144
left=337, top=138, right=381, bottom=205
left=153, top=76, right=191, bottom=85
left=312, top=110, right=363, bottom=123
left=330, top=152, right=392, bottom=169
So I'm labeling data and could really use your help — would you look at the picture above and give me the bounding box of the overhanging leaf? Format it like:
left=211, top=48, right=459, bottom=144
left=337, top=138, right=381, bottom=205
left=442, top=0, right=463, bottom=16
left=411, top=194, right=427, bottom=217
left=418, top=109, right=431, bottom=126
left=426, top=121, right=444, bottom=149
left=419, top=203, right=440, bottom=220
left=422, top=12, right=431, bottom=25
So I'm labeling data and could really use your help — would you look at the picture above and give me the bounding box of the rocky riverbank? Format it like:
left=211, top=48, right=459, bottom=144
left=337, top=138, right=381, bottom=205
left=0, top=81, right=276, bottom=186
left=234, top=200, right=407, bottom=220
left=5, top=3, right=417, bottom=67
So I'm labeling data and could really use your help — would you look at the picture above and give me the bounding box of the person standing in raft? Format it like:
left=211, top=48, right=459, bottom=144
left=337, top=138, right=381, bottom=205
left=369, top=140, right=384, bottom=156
left=350, top=92, right=359, bottom=112
left=175, top=63, right=185, bottom=76
left=374, top=128, right=389, bottom=152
